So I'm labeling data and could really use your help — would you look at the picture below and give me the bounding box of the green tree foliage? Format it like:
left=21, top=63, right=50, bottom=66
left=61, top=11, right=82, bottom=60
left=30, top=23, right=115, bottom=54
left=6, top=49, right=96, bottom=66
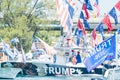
left=0, top=0, right=60, bottom=52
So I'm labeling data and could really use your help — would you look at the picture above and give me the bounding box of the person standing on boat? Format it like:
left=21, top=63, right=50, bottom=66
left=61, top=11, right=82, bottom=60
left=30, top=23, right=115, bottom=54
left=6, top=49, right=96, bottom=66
left=76, top=51, right=81, bottom=64
left=69, top=50, right=76, bottom=62
left=71, top=50, right=76, bottom=56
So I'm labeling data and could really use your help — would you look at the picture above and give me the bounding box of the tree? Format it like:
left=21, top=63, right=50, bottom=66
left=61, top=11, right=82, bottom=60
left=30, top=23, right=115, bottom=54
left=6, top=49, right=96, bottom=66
left=0, top=0, right=59, bottom=52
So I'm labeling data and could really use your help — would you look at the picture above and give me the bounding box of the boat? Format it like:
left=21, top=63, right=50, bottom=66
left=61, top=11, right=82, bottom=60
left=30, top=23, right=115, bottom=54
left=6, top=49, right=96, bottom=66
left=1, top=32, right=120, bottom=80
left=0, top=35, right=107, bottom=79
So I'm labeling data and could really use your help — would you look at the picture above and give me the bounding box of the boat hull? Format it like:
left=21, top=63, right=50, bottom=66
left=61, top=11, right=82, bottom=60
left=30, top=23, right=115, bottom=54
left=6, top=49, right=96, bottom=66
left=0, top=62, right=105, bottom=76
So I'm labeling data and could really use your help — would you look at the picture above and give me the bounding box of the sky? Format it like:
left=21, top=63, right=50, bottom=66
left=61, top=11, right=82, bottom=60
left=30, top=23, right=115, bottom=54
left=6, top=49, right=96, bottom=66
left=99, top=0, right=119, bottom=16
left=75, top=0, right=120, bottom=17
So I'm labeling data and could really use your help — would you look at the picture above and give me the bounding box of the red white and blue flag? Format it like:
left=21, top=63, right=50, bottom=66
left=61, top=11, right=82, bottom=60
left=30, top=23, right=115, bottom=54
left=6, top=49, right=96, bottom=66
left=102, top=15, right=113, bottom=33
left=77, top=19, right=86, bottom=35
left=84, top=35, right=116, bottom=72
left=56, top=0, right=74, bottom=33
left=82, top=3, right=89, bottom=19
left=109, top=7, right=118, bottom=25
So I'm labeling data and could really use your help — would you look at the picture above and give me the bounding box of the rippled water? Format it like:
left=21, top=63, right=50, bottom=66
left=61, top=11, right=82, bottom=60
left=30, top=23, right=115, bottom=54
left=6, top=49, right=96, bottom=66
left=0, top=76, right=81, bottom=80
left=0, top=74, right=108, bottom=80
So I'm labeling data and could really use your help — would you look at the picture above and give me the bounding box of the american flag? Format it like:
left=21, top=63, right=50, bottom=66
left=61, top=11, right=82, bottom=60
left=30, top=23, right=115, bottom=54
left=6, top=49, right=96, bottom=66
left=2, top=42, right=15, bottom=59
left=56, top=0, right=74, bottom=33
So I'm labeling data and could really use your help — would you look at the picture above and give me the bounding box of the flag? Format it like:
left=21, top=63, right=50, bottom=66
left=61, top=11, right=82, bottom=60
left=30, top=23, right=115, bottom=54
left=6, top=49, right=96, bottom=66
left=83, top=19, right=90, bottom=29
left=115, top=1, right=120, bottom=11
left=11, top=37, right=19, bottom=43
left=2, top=42, right=15, bottom=59
left=80, top=11, right=85, bottom=19
left=68, top=4, right=74, bottom=18
left=77, top=19, right=86, bottom=35
left=74, top=28, right=79, bottom=36
left=77, top=29, right=83, bottom=37
left=66, top=16, right=72, bottom=30
left=84, top=0, right=93, bottom=10
left=84, top=35, right=116, bottom=72
left=56, top=0, right=73, bottom=33
left=109, top=7, right=118, bottom=25
left=82, top=3, right=89, bottom=19
left=96, top=22, right=104, bottom=34
left=93, top=0, right=100, bottom=16
left=96, top=22, right=105, bottom=40
left=76, top=36, right=80, bottom=46
left=79, top=11, right=90, bottom=29
left=65, top=0, right=75, bottom=18
left=117, top=28, right=120, bottom=34
left=91, top=29, right=97, bottom=40
left=102, top=15, right=113, bottom=33
left=76, top=30, right=83, bottom=46
left=67, top=0, right=75, bottom=7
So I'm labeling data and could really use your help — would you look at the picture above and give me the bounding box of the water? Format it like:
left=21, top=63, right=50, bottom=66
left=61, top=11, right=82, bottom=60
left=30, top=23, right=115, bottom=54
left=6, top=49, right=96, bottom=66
left=0, top=76, right=81, bottom=80
left=16, top=76, right=80, bottom=80
left=0, top=74, right=108, bottom=80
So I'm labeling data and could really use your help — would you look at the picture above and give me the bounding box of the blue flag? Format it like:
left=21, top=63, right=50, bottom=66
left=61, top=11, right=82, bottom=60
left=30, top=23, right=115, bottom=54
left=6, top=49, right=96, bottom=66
left=109, top=7, right=118, bottom=25
left=84, top=35, right=116, bottom=72
left=117, top=28, right=120, bottom=34
left=84, top=0, right=93, bottom=10
left=76, top=30, right=83, bottom=46
left=76, top=36, right=80, bottom=46
left=83, top=19, right=90, bottom=29
left=65, top=0, right=74, bottom=19
left=79, top=11, right=90, bottom=29
left=66, top=16, right=72, bottom=30
left=77, top=29, right=83, bottom=37
left=96, top=22, right=104, bottom=34
left=96, top=22, right=105, bottom=40
left=80, top=11, right=85, bottom=19
left=68, top=4, right=74, bottom=18
left=95, top=0, right=99, bottom=5
left=74, top=28, right=79, bottom=36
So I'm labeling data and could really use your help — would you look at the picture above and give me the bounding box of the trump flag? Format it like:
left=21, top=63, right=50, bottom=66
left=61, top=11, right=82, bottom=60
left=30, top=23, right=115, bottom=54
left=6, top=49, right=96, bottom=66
left=83, top=35, right=116, bottom=72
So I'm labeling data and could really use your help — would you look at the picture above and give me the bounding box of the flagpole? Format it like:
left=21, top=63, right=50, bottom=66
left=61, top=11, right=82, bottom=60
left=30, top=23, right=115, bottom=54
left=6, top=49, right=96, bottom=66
left=115, top=32, right=119, bottom=68
left=113, top=31, right=120, bottom=80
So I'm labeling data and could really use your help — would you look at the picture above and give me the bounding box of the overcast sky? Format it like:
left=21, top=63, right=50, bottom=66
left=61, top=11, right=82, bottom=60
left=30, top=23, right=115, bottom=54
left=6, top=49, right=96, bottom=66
left=74, top=0, right=119, bottom=17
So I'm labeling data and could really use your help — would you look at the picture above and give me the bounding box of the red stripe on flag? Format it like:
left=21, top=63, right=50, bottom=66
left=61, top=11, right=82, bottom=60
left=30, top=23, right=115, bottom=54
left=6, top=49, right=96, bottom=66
left=56, top=0, right=73, bottom=33
left=102, top=15, right=113, bottom=33
left=115, top=1, right=120, bottom=11
left=82, top=3, right=89, bottom=19
left=77, top=19, right=86, bottom=35
left=92, top=29, right=97, bottom=40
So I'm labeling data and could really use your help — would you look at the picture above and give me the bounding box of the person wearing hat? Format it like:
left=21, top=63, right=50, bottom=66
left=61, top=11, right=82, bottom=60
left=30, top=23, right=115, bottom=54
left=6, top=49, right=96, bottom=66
left=76, top=51, right=81, bottom=64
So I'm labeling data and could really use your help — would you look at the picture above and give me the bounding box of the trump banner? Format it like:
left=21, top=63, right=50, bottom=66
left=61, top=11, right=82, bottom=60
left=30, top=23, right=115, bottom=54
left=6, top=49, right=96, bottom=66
left=84, top=35, right=116, bottom=72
